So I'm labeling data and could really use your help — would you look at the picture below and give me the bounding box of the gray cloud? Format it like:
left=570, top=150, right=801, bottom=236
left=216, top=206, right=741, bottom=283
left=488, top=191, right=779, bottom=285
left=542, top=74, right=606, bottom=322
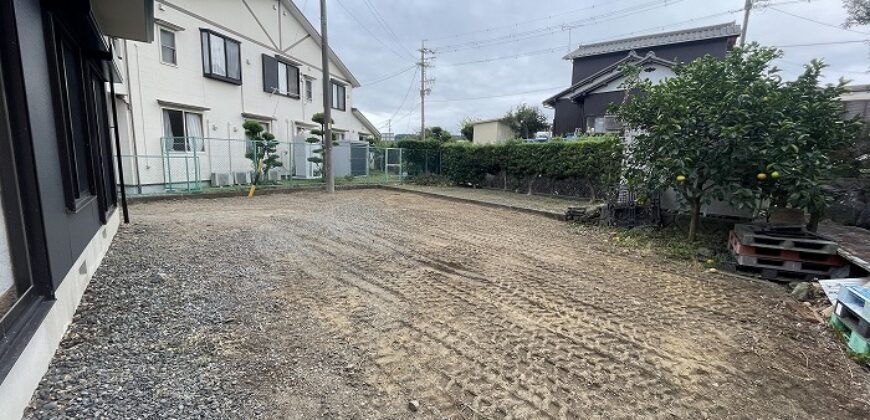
left=301, top=0, right=869, bottom=135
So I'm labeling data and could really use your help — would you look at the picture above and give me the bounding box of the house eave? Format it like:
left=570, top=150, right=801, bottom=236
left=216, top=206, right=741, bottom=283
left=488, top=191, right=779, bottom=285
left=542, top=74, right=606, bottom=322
left=563, top=21, right=741, bottom=60
left=543, top=52, right=674, bottom=105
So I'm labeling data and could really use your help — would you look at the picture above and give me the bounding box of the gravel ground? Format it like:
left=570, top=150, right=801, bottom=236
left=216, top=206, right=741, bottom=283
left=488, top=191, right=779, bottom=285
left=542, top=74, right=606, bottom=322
left=24, top=189, right=870, bottom=419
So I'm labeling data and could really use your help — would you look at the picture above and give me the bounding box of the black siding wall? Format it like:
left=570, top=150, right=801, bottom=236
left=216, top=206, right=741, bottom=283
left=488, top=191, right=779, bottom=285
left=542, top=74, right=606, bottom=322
left=552, top=91, right=625, bottom=136
left=571, top=38, right=733, bottom=84
left=13, top=0, right=105, bottom=285
left=553, top=37, right=735, bottom=136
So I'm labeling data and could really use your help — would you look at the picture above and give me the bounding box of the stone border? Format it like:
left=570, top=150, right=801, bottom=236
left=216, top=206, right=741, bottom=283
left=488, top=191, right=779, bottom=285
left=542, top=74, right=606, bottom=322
left=379, top=186, right=567, bottom=221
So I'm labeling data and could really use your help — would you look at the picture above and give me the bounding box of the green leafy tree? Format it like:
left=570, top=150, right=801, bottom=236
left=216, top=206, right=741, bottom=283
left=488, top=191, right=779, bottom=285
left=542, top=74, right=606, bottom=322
left=617, top=45, right=785, bottom=241
left=422, top=126, right=453, bottom=143
left=504, top=104, right=550, bottom=139
left=307, top=112, right=335, bottom=178
left=244, top=121, right=282, bottom=185
left=460, top=117, right=478, bottom=141
left=844, top=0, right=870, bottom=26
left=732, top=60, right=862, bottom=230
left=617, top=45, right=862, bottom=240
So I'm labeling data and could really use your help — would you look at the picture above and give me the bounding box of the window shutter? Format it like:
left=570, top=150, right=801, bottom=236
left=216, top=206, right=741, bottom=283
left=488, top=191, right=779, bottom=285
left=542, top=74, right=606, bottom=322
left=262, top=54, right=279, bottom=94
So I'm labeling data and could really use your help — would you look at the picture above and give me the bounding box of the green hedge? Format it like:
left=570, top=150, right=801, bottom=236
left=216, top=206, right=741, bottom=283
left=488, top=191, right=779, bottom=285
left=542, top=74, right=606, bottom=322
left=441, top=136, right=623, bottom=188
left=396, top=140, right=443, bottom=176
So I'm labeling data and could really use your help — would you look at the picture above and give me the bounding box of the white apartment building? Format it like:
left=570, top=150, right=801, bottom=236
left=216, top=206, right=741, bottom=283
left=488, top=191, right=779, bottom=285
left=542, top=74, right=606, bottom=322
left=113, top=0, right=381, bottom=192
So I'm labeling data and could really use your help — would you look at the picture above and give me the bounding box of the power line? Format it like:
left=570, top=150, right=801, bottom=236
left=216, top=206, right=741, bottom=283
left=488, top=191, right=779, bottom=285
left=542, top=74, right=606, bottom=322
left=425, top=0, right=633, bottom=43
left=434, top=0, right=687, bottom=53
left=767, top=7, right=870, bottom=35
left=388, top=66, right=418, bottom=122
left=360, top=65, right=415, bottom=87
left=334, top=0, right=414, bottom=60
left=773, top=39, right=869, bottom=48
left=361, top=0, right=415, bottom=58
left=429, top=86, right=565, bottom=103
left=440, top=8, right=746, bottom=68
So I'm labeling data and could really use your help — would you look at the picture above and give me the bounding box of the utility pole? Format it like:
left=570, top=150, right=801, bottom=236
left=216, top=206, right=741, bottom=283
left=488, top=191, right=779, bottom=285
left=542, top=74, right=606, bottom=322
left=740, top=0, right=752, bottom=47
left=418, top=40, right=433, bottom=141
left=320, top=0, right=334, bottom=193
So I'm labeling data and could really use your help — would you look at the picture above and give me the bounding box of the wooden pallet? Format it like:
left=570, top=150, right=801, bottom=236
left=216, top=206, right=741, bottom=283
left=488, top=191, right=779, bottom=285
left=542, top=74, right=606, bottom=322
left=728, top=263, right=822, bottom=282
left=729, top=232, right=846, bottom=266
left=733, top=254, right=841, bottom=277
left=733, top=224, right=838, bottom=254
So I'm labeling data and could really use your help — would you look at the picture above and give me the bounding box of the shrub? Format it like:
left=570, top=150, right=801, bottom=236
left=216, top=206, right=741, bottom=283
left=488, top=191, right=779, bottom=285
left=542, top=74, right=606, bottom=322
left=396, top=140, right=443, bottom=177
left=441, top=136, right=623, bottom=193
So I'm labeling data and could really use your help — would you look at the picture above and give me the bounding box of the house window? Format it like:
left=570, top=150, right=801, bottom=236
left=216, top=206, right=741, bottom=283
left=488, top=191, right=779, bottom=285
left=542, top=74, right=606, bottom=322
left=163, top=109, right=204, bottom=152
left=262, top=54, right=299, bottom=97
left=51, top=34, right=96, bottom=206
left=200, top=29, right=241, bottom=84
left=159, top=28, right=177, bottom=65
left=304, top=77, right=313, bottom=102
left=586, top=115, right=622, bottom=134
left=331, top=81, right=346, bottom=111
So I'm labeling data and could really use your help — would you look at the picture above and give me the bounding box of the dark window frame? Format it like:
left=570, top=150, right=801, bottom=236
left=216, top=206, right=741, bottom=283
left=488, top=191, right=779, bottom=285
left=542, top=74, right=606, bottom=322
left=276, top=57, right=300, bottom=98
left=331, top=81, right=346, bottom=111
left=44, top=10, right=98, bottom=213
left=200, top=28, right=241, bottom=85
left=0, top=0, right=55, bottom=384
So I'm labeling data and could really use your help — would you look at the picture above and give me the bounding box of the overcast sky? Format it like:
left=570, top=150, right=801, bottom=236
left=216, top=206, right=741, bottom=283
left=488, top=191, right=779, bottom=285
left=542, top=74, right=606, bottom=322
left=299, top=0, right=870, bottom=135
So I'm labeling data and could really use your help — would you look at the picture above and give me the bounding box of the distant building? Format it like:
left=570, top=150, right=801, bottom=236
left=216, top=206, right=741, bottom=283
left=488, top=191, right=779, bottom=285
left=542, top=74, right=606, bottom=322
left=544, top=22, right=741, bottom=136
left=113, top=0, right=379, bottom=192
left=472, top=118, right=516, bottom=145
left=841, top=84, right=870, bottom=167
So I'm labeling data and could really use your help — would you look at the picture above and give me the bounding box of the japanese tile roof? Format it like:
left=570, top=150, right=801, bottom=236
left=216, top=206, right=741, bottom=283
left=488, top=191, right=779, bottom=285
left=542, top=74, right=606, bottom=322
left=563, top=22, right=741, bottom=60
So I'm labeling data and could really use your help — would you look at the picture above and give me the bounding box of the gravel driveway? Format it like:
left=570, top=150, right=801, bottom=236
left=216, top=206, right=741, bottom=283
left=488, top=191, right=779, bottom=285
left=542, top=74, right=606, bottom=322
left=25, top=189, right=870, bottom=419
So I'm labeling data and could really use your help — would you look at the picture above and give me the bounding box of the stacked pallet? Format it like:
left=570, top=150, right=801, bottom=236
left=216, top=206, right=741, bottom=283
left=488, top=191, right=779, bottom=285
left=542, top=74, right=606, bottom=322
left=729, top=224, right=847, bottom=281
left=831, top=286, right=870, bottom=355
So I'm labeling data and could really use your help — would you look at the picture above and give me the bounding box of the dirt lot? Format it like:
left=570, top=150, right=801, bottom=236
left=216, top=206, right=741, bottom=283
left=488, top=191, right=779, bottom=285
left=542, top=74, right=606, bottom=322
left=27, top=189, right=870, bottom=419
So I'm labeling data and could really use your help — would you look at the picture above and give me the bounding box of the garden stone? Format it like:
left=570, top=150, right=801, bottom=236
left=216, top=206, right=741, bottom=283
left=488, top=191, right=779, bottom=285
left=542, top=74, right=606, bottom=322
left=791, top=282, right=812, bottom=302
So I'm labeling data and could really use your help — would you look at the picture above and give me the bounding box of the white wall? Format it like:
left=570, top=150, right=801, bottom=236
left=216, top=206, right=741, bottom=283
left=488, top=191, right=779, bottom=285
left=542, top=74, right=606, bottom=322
left=0, top=181, right=13, bottom=302
left=121, top=0, right=374, bottom=186
left=473, top=121, right=515, bottom=145
left=593, top=64, right=675, bottom=94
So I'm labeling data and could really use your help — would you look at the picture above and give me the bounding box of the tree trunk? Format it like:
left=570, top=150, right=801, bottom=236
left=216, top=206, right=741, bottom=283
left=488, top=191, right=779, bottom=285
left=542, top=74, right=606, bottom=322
left=808, top=210, right=821, bottom=233
left=688, top=196, right=701, bottom=242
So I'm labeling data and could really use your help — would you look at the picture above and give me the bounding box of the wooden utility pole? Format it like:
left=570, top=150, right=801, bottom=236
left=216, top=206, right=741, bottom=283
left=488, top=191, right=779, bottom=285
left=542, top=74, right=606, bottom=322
left=320, top=0, right=334, bottom=193
left=740, top=0, right=752, bottom=47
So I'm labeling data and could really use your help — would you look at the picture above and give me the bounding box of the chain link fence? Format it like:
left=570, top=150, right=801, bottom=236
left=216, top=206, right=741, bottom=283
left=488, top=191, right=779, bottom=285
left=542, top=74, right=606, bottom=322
left=117, top=137, right=442, bottom=196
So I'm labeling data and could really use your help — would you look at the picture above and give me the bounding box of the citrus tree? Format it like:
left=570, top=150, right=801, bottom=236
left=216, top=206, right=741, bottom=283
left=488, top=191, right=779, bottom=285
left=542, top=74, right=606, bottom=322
left=617, top=45, right=862, bottom=239
left=616, top=45, right=783, bottom=240
left=731, top=60, right=862, bottom=230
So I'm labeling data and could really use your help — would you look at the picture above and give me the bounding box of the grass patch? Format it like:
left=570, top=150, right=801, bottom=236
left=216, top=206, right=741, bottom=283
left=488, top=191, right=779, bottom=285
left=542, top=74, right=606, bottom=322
left=571, top=222, right=731, bottom=267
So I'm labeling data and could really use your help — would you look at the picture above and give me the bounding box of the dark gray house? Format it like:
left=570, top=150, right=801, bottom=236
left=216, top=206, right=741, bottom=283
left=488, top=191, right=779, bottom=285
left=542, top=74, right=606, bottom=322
left=544, top=23, right=741, bottom=136
left=0, top=0, right=153, bottom=415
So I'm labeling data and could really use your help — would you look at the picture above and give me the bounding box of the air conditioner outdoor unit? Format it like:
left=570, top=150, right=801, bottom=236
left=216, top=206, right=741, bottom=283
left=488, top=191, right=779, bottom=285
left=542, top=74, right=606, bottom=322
left=233, top=171, right=252, bottom=185
left=266, top=169, right=283, bottom=181
left=210, top=172, right=233, bottom=187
